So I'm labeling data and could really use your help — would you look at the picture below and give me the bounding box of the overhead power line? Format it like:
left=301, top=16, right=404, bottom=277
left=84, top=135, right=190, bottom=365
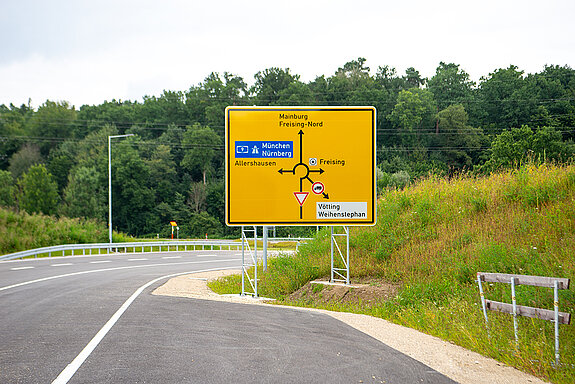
left=0, top=136, right=224, bottom=150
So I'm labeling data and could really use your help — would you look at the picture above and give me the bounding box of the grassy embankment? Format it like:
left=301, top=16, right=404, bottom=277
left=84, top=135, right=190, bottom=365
left=209, top=163, right=575, bottom=384
left=0, top=208, right=132, bottom=256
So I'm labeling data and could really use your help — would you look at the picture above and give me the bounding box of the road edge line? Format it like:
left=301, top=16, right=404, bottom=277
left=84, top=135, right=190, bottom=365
left=51, top=266, right=238, bottom=384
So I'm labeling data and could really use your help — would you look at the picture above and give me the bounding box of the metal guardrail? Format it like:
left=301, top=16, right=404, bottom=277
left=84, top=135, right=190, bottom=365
left=0, top=238, right=313, bottom=262
left=477, top=272, right=571, bottom=367
left=0, top=240, right=241, bottom=261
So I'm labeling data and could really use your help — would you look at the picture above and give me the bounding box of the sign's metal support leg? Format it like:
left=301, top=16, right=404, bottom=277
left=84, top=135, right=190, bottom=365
left=554, top=280, right=560, bottom=367
left=330, top=226, right=334, bottom=282
left=263, top=226, right=268, bottom=272
left=241, top=226, right=245, bottom=295
left=254, top=226, right=258, bottom=296
left=241, top=226, right=258, bottom=297
left=330, top=226, right=350, bottom=285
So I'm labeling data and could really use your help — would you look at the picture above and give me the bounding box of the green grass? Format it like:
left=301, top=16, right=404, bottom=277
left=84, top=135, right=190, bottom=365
left=0, top=208, right=132, bottom=255
left=209, top=163, right=575, bottom=383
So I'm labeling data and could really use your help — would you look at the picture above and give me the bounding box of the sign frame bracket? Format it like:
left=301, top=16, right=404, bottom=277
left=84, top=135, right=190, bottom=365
left=241, top=226, right=258, bottom=297
left=330, top=226, right=350, bottom=285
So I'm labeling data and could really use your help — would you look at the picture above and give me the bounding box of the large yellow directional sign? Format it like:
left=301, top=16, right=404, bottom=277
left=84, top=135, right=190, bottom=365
left=225, top=106, right=376, bottom=226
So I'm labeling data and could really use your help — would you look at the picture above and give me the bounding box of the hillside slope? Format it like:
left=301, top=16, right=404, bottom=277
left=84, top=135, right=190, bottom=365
left=212, top=163, right=575, bottom=383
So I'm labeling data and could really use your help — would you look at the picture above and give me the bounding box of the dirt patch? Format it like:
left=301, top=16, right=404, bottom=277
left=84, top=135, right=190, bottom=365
left=152, top=269, right=272, bottom=304
left=152, top=269, right=240, bottom=299
left=287, top=278, right=400, bottom=306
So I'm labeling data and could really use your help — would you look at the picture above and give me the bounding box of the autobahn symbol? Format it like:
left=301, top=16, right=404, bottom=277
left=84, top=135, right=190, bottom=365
left=226, top=106, right=376, bottom=226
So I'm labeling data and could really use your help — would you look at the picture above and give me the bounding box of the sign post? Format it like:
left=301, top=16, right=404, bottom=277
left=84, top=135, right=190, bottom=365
left=225, top=106, right=377, bottom=295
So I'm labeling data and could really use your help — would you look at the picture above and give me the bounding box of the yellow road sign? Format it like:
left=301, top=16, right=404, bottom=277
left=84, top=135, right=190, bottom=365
left=225, top=106, right=376, bottom=226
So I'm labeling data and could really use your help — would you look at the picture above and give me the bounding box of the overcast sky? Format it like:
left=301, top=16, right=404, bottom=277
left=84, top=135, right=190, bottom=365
left=1, top=0, right=574, bottom=108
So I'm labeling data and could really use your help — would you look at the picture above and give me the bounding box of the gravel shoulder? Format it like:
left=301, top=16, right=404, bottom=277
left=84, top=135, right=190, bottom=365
left=152, top=270, right=549, bottom=384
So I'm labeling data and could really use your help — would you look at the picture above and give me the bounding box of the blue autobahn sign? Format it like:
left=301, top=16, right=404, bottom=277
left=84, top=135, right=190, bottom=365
left=234, top=141, right=293, bottom=158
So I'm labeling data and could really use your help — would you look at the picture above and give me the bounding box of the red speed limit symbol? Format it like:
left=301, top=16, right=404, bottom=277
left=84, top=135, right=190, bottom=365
left=312, top=181, right=325, bottom=195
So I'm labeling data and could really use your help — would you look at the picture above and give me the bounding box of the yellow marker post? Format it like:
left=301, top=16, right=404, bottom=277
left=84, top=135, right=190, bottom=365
left=226, top=106, right=376, bottom=226
left=169, top=221, right=177, bottom=239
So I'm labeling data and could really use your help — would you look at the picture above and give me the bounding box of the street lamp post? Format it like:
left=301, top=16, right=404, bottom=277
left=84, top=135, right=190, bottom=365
left=109, top=134, right=134, bottom=244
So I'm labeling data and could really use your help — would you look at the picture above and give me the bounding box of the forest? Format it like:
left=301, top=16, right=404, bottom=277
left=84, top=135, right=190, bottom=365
left=1, top=58, right=574, bottom=238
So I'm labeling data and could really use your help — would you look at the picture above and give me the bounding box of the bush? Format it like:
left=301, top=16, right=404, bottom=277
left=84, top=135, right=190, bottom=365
left=390, top=170, right=410, bottom=189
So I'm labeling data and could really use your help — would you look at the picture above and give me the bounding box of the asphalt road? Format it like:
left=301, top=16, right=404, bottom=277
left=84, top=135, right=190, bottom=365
left=0, top=251, right=456, bottom=383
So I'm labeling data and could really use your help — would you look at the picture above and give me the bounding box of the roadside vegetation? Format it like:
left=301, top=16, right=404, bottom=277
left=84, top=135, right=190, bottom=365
left=210, top=163, right=575, bottom=384
left=0, top=207, right=131, bottom=255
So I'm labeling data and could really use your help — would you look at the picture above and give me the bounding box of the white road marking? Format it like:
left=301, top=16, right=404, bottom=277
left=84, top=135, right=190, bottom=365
left=162, top=256, right=182, bottom=259
left=128, top=258, right=148, bottom=261
left=10, top=266, right=35, bottom=271
left=0, top=258, right=240, bottom=293
left=50, top=265, right=239, bottom=384
left=195, top=254, right=218, bottom=258
left=89, top=260, right=112, bottom=264
left=51, top=263, right=73, bottom=267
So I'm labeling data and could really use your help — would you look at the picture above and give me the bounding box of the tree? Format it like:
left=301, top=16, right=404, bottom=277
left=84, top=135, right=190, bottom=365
left=77, top=100, right=139, bottom=138
left=522, top=65, right=575, bottom=138
left=141, top=90, right=188, bottom=127
left=185, top=72, right=248, bottom=128
left=150, top=192, right=192, bottom=238
left=61, top=166, right=105, bottom=220
left=403, top=67, right=425, bottom=89
left=428, top=62, right=475, bottom=111
left=72, top=125, right=117, bottom=178
left=334, top=58, right=371, bottom=86
left=188, top=211, right=222, bottom=238
left=0, top=103, right=31, bottom=169
left=157, top=125, right=186, bottom=166
left=0, top=170, right=16, bottom=206
left=481, top=125, right=573, bottom=171
left=326, top=58, right=373, bottom=105
left=187, top=182, right=207, bottom=213
left=433, top=105, right=483, bottom=170
left=148, top=144, right=178, bottom=204
left=308, top=75, right=329, bottom=105
left=477, top=66, right=526, bottom=133
left=181, top=124, right=222, bottom=184
left=8, top=143, right=43, bottom=180
left=375, top=65, right=407, bottom=93
left=276, top=81, right=315, bottom=105
left=111, top=140, right=155, bottom=235
left=205, top=181, right=225, bottom=225
left=374, top=66, right=411, bottom=144
left=18, top=164, right=59, bottom=215
left=47, top=148, right=75, bottom=192
left=388, top=89, right=436, bottom=148
left=252, top=68, right=300, bottom=105
left=27, top=100, right=77, bottom=155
